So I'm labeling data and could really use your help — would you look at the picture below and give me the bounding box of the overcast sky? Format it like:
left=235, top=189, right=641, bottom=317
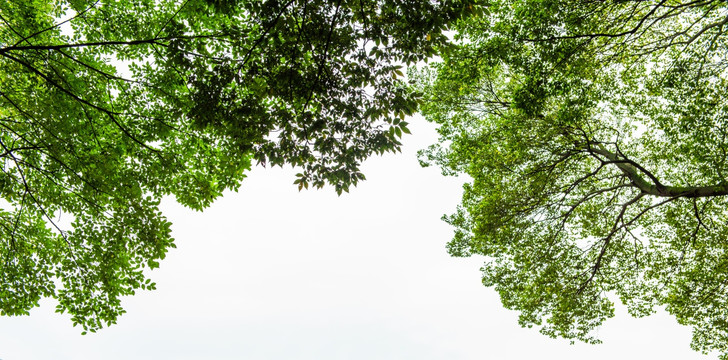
left=0, top=117, right=715, bottom=360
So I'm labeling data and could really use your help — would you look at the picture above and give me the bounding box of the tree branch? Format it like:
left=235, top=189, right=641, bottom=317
left=588, top=143, right=728, bottom=198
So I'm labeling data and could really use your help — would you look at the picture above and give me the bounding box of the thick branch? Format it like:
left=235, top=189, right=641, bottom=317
left=0, top=38, right=166, bottom=53
left=590, top=145, right=728, bottom=198
left=0, top=33, right=223, bottom=54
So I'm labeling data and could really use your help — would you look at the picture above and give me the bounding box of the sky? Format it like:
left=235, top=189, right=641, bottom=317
left=0, top=117, right=716, bottom=360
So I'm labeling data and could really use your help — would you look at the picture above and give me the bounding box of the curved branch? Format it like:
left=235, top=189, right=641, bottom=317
left=589, top=144, right=728, bottom=198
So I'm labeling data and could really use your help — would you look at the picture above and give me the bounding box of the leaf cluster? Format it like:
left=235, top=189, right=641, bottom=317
left=415, top=0, right=728, bottom=355
left=0, top=0, right=474, bottom=331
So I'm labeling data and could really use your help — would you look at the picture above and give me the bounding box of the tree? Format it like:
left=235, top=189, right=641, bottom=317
left=0, top=0, right=474, bottom=333
left=414, top=0, right=728, bottom=356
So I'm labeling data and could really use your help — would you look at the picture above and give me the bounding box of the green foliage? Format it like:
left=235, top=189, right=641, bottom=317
left=0, top=0, right=473, bottom=332
left=415, top=0, right=728, bottom=356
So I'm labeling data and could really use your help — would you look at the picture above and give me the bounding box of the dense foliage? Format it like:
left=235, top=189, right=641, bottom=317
left=0, top=0, right=472, bottom=332
left=416, top=0, right=728, bottom=356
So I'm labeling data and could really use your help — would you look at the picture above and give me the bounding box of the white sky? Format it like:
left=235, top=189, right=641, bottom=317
left=0, top=117, right=715, bottom=359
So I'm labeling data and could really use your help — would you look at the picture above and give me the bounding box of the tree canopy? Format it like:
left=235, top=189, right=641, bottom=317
left=415, top=0, right=728, bottom=356
left=6, top=0, right=728, bottom=356
left=0, top=0, right=473, bottom=333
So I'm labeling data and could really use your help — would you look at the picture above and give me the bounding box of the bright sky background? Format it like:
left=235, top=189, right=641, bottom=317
left=0, top=117, right=716, bottom=359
